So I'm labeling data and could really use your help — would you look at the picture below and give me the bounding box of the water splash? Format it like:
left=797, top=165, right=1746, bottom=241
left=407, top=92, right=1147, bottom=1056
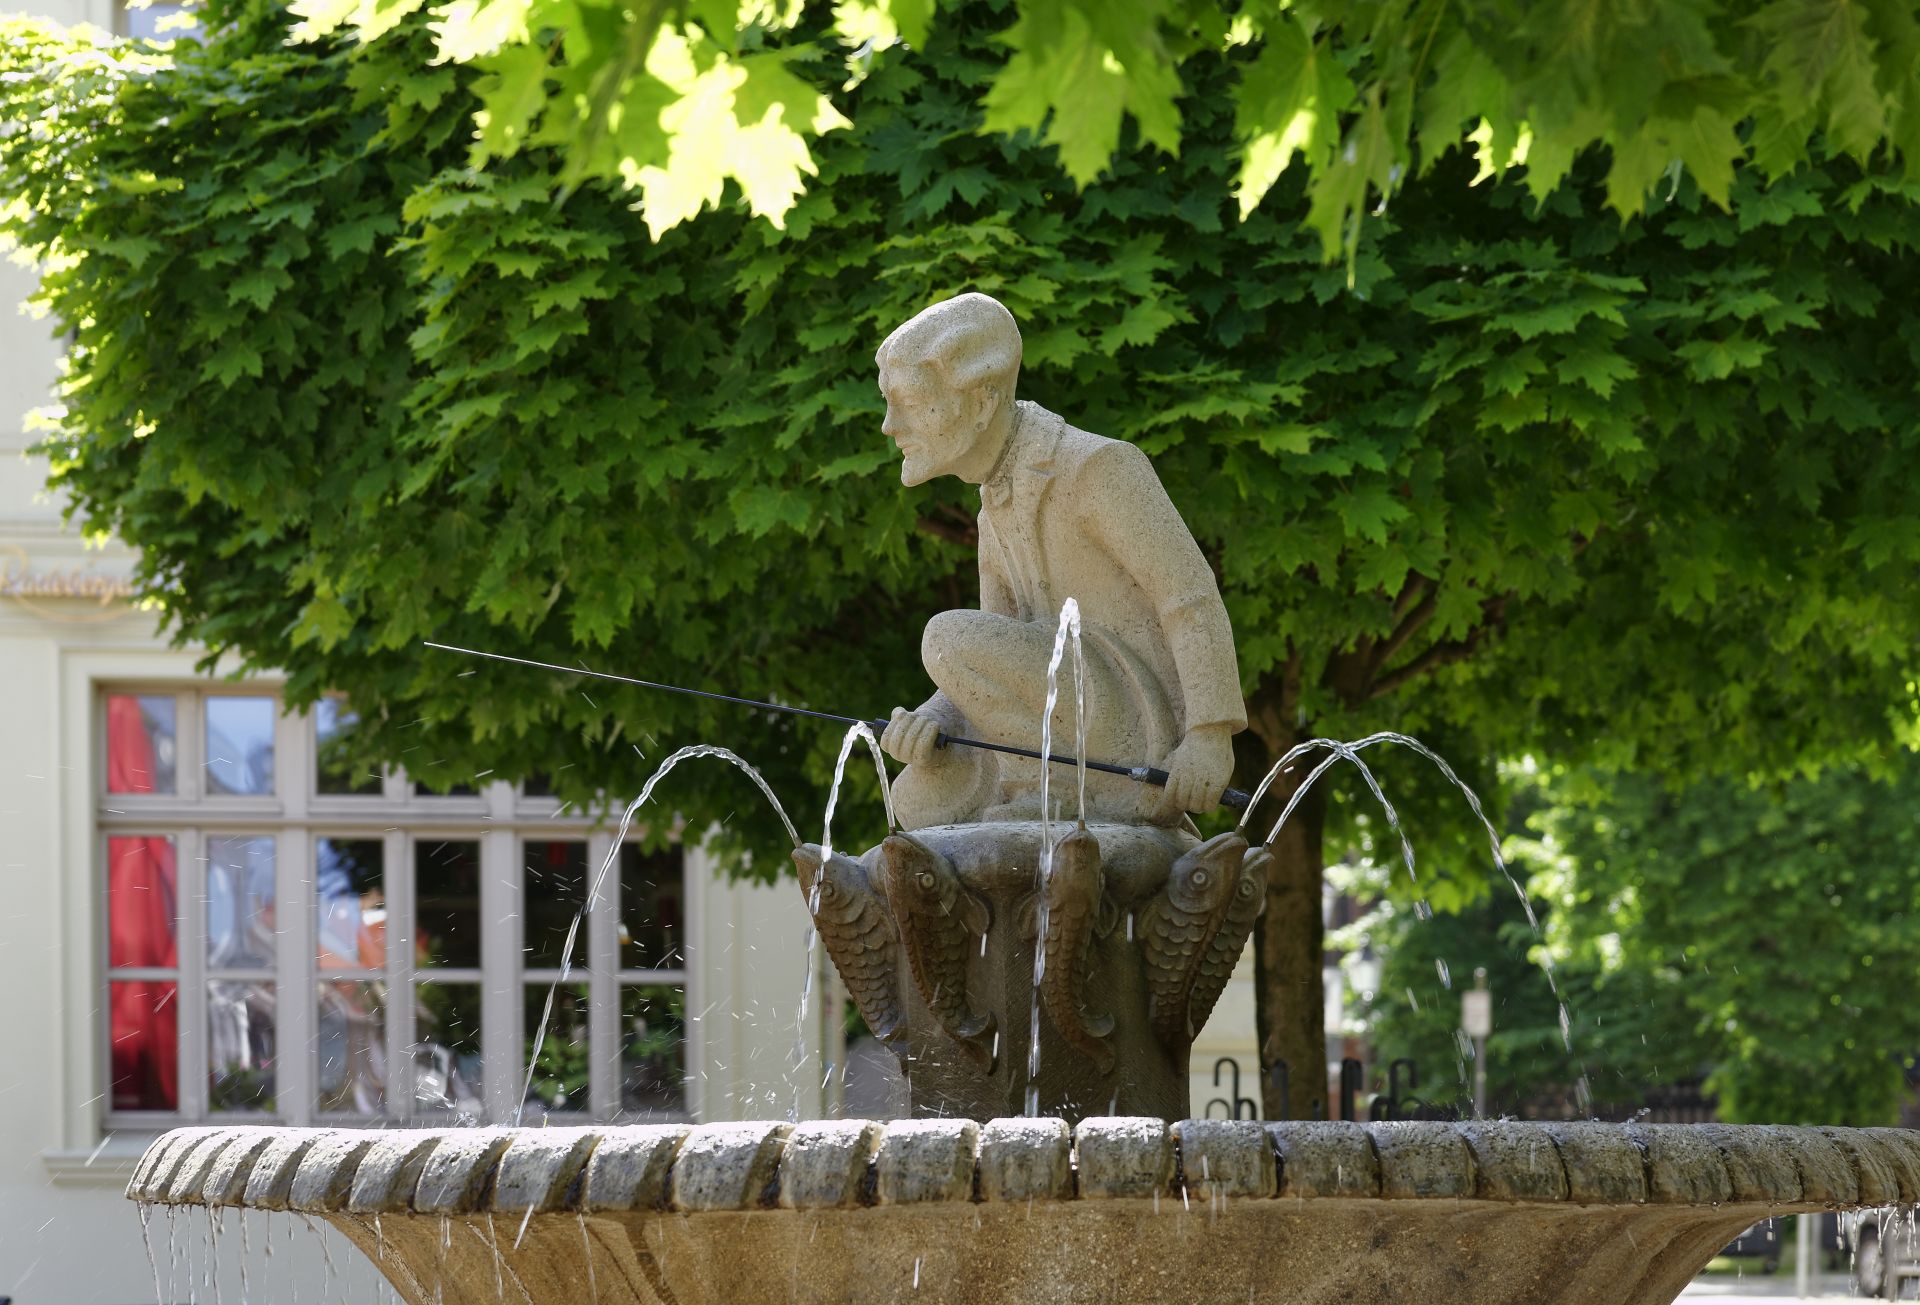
left=519, top=743, right=799, bottom=1124
left=1239, top=730, right=1586, bottom=1096
left=577, top=1212, right=599, bottom=1305
left=138, top=1202, right=165, bottom=1305
left=796, top=720, right=895, bottom=1120
left=1027, top=599, right=1085, bottom=1116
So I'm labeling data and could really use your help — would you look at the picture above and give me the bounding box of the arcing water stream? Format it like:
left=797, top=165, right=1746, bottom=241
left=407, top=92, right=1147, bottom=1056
left=509, top=597, right=1581, bottom=1132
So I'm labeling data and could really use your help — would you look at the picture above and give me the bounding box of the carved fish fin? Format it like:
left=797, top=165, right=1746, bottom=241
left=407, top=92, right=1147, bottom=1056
left=1093, top=893, right=1120, bottom=939
left=955, top=1011, right=997, bottom=1071
left=1016, top=891, right=1041, bottom=940
left=953, top=889, right=991, bottom=937
left=1084, top=1011, right=1115, bottom=1038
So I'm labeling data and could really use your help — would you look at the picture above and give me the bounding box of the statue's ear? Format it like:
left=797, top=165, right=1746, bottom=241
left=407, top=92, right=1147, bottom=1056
left=969, top=383, right=1002, bottom=432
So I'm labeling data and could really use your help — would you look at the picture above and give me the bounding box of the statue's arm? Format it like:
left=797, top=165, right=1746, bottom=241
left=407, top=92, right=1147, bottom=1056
left=977, top=512, right=1017, bottom=617
left=1083, top=441, right=1247, bottom=734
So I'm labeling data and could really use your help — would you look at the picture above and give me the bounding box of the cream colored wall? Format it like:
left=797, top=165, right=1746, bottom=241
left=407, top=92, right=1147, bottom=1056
left=1188, top=945, right=1263, bottom=1120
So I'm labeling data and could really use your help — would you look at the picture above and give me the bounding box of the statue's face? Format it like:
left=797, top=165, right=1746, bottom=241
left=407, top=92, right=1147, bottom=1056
left=879, top=361, right=986, bottom=487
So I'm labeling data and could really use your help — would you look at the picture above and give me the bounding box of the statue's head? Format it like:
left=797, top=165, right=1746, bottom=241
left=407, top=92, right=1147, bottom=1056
left=876, top=292, right=1022, bottom=486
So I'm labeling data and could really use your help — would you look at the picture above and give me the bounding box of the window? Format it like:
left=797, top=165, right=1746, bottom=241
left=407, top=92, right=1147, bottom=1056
left=118, top=0, right=199, bottom=41
left=100, top=688, right=690, bottom=1128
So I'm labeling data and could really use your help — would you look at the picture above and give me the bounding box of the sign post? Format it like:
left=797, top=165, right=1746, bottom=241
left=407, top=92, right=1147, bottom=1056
left=1461, top=968, right=1492, bottom=1119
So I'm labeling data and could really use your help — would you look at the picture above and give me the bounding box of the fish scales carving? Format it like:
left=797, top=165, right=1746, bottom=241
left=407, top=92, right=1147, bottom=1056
left=793, top=845, right=904, bottom=1044
left=1141, top=831, right=1250, bottom=1049
left=1039, top=825, right=1115, bottom=1074
left=880, top=833, right=996, bottom=1071
left=1186, top=843, right=1268, bottom=1037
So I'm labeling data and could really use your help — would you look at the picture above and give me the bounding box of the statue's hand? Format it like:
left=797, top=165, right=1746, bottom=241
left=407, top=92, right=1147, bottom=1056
left=1155, top=723, right=1234, bottom=818
left=882, top=707, right=946, bottom=768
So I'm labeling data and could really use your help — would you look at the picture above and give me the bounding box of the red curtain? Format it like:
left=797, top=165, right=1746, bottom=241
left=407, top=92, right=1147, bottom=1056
left=106, top=696, right=179, bottom=1111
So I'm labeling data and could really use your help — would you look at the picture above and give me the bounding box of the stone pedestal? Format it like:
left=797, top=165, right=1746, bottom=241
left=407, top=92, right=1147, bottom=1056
left=796, top=821, right=1265, bottom=1124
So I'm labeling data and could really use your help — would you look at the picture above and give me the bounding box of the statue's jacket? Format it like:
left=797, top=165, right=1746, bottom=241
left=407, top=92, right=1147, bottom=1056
left=973, top=400, right=1247, bottom=766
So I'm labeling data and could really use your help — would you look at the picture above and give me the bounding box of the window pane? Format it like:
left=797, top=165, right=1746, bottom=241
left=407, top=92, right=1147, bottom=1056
left=619, top=984, right=686, bottom=1117
left=620, top=845, right=684, bottom=970
left=108, top=835, right=178, bottom=969
left=414, top=982, right=484, bottom=1118
left=416, top=841, right=481, bottom=968
left=315, top=700, right=381, bottom=796
left=110, top=980, right=178, bottom=1111
left=124, top=1, right=199, bottom=41
left=317, top=980, right=386, bottom=1115
left=106, top=694, right=176, bottom=795
left=208, top=980, right=276, bottom=1112
left=317, top=838, right=385, bottom=970
left=207, top=835, right=275, bottom=969
left=523, top=983, right=590, bottom=1118
left=524, top=841, right=589, bottom=969
left=205, top=696, right=276, bottom=796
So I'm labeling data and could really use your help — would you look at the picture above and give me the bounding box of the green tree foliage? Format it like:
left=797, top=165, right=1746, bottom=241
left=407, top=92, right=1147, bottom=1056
left=5, top=1, right=1919, bottom=1117
left=1531, top=763, right=1920, bottom=1125
left=1364, top=761, right=1920, bottom=1126
left=276, top=0, right=1920, bottom=262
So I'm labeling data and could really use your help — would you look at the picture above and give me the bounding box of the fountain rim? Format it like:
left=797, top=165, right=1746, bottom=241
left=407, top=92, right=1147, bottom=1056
left=127, top=1117, right=1920, bottom=1217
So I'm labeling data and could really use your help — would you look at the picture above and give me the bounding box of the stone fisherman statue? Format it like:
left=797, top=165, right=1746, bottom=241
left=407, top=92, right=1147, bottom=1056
left=794, top=292, right=1264, bottom=1122
left=875, top=291, right=1247, bottom=829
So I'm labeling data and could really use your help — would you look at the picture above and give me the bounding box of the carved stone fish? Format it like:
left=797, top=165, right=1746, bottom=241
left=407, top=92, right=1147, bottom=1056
left=1038, top=823, right=1116, bottom=1074
left=793, top=843, right=903, bottom=1046
left=879, top=832, right=996, bottom=1071
left=1141, top=831, right=1250, bottom=1049
left=1185, top=842, right=1267, bottom=1039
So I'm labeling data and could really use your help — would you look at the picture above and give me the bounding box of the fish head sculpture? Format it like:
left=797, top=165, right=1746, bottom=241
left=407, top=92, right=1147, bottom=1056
left=1164, top=830, right=1250, bottom=916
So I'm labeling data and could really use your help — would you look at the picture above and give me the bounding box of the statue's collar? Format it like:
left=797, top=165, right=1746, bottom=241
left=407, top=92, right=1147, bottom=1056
left=981, top=401, right=1060, bottom=509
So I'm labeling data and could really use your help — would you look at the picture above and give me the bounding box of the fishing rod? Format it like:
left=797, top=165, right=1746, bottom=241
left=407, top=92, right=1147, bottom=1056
left=423, top=641, right=1254, bottom=812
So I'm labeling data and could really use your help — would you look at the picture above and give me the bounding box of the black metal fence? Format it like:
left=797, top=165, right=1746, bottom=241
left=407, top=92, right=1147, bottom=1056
left=1242, top=1057, right=1718, bottom=1124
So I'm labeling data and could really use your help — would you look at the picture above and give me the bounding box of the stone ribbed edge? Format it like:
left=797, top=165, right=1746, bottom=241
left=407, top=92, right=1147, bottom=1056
left=126, top=1120, right=1920, bottom=1216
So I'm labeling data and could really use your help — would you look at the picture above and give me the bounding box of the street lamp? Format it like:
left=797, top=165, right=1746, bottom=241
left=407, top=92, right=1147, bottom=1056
left=1460, top=967, right=1491, bottom=1119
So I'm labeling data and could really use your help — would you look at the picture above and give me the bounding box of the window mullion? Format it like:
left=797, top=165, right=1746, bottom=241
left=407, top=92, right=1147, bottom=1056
left=279, top=827, right=314, bottom=1126
left=386, top=828, right=412, bottom=1123
left=277, top=701, right=313, bottom=1125
left=176, top=690, right=203, bottom=803
left=481, top=803, right=518, bottom=1125
left=177, top=825, right=206, bottom=1120
left=588, top=830, right=618, bottom=1120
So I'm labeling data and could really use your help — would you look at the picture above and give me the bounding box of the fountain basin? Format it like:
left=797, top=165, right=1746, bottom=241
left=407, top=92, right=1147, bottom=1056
left=127, top=1118, right=1919, bottom=1304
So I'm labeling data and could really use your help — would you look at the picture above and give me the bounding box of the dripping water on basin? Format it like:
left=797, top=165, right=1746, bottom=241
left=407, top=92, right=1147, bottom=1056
left=138, top=1201, right=165, bottom=1305
left=577, top=1211, right=600, bottom=1305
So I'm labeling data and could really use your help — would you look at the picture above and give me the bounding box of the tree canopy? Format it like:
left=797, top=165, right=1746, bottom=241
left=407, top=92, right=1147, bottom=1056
left=5, top=0, right=1919, bottom=1116
left=1366, top=760, right=1920, bottom=1127
left=279, top=0, right=1920, bottom=265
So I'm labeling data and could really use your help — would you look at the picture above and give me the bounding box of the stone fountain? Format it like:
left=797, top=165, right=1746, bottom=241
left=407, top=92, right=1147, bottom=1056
left=127, top=293, right=1917, bottom=1303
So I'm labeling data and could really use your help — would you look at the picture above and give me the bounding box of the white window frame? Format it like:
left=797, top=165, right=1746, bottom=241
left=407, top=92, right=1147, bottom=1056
left=84, top=670, right=694, bottom=1133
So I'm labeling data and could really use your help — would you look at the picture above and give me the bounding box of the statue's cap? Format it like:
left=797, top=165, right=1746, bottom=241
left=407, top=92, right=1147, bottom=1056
left=877, top=292, right=1021, bottom=391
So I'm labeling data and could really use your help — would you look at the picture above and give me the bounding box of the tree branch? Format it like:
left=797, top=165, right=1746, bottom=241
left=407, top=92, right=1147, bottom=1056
left=1368, top=595, right=1508, bottom=700
left=1370, top=576, right=1439, bottom=676
left=915, top=507, right=978, bottom=549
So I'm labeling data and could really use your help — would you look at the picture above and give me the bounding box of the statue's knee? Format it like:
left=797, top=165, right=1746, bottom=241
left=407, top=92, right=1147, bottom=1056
left=922, top=609, right=990, bottom=672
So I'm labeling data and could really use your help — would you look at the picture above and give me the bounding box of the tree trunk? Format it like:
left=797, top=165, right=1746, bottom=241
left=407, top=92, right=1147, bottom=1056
left=1250, top=748, right=1329, bottom=1121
